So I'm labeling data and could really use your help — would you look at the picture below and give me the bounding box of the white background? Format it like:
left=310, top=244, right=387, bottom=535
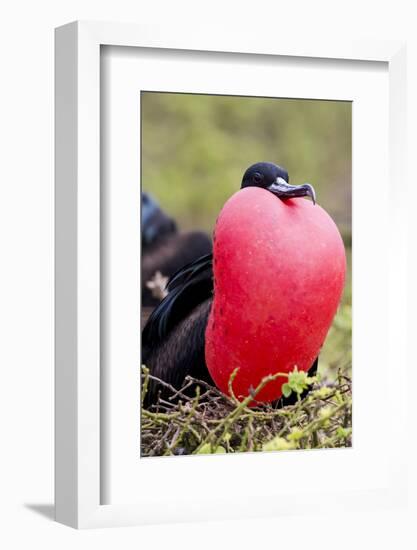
left=1, top=1, right=416, bottom=549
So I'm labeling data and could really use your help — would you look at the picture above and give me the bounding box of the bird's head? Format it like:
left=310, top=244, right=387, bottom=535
left=240, top=162, right=316, bottom=204
left=142, top=192, right=177, bottom=247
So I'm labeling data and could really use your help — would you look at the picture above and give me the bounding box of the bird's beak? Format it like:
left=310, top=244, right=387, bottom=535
left=267, top=177, right=316, bottom=205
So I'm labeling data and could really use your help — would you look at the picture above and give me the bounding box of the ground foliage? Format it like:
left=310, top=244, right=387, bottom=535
left=141, top=363, right=352, bottom=457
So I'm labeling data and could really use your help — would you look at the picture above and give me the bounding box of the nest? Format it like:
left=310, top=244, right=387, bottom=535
left=141, top=366, right=352, bottom=457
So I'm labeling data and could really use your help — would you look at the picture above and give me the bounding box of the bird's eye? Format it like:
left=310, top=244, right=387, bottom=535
left=253, top=172, right=263, bottom=184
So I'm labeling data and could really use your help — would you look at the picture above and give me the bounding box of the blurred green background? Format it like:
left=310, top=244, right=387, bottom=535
left=141, top=92, right=352, bottom=379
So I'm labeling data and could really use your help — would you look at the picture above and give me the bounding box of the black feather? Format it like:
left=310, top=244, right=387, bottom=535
left=167, top=252, right=213, bottom=292
left=142, top=254, right=214, bottom=406
left=142, top=298, right=214, bottom=407
left=142, top=253, right=213, bottom=354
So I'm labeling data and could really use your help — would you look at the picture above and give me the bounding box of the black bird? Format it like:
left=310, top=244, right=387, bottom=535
left=142, top=163, right=317, bottom=407
left=141, top=192, right=212, bottom=315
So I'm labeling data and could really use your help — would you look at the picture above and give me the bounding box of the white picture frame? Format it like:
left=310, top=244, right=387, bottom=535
left=55, top=21, right=407, bottom=529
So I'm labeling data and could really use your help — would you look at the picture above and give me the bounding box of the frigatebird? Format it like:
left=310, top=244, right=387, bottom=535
left=142, top=192, right=212, bottom=310
left=142, top=162, right=322, bottom=407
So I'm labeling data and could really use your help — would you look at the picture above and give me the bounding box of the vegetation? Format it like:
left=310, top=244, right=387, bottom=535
left=141, top=365, right=352, bottom=457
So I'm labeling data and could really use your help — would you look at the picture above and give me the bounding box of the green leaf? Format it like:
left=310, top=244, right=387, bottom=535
left=196, top=443, right=212, bottom=454
left=336, top=427, right=352, bottom=439
left=288, top=427, right=303, bottom=441
left=282, top=383, right=292, bottom=398
left=313, top=386, right=332, bottom=399
left=196, top=443, right=226, bottom=454
left=263, top=436, right=295, bottom=452
left=285, top=365, right=312, bottom=396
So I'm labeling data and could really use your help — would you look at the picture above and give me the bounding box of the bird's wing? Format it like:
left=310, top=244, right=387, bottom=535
left=165, top=252, right=213, bottom=292
left=142, top=253, right=213, bottom=357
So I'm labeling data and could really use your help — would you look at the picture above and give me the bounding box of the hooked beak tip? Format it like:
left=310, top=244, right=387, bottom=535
left=267, top=178, right=317, bottom=205
left=305, top=184, right=316, bottom=205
